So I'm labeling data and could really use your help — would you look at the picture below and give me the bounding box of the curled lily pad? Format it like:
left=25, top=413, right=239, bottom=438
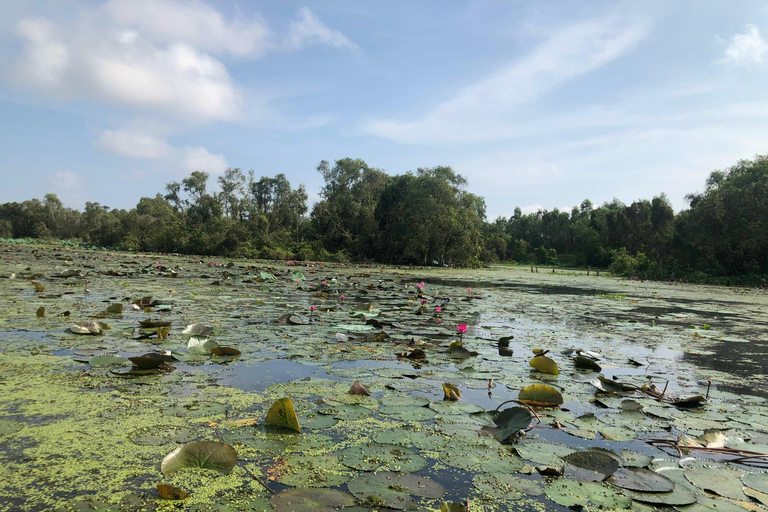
left=348, top=380, right=370, bottom=396
left=530, top=355, right=559, bottom=374
left=517, top=384, right=563, bottom=406
left=271, top=488, right=355, bottom=512
left=182, top=323, right=214, bottom=337
left=574, top=356, right=602, bottom=371
left=442, top=383, right=461, bottom=400
left=129, top=353, right=172, bottom=369
left=160, top=441, right=237, bottom=475
left=139, top=319, right=171, bottom=328
left=347, top=472, right=445, bottom=510
left=186, top=336, right=219, bottom=354
left=70, top=321, right=110, bottom=335
left=265, top=397, right=301, bottom=433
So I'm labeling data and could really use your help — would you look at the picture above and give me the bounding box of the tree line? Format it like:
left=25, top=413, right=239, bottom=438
left=1, top=154, right=766, bottom=283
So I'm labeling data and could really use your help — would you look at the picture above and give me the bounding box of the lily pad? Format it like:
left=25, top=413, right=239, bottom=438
left=265, top=397, right=301, bottom=433
left=271, top=488, right=355, bottom=512
left=517, top=384, right=563, bottom=406
left=530, top=355, right=559, bottom=374
left=160, top=441, right=237, bottom=475
left=545, top=480, right=632, bottom=509
left=347, top=472, right=445, bottom=510
left=608, top=468, right=675, bottom=492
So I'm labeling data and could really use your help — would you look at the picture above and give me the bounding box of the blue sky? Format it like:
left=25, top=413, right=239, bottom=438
left=1, top=1, right=768, bottom=219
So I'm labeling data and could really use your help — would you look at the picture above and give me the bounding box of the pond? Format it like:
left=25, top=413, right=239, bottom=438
left=1, top=243, right=767, bottom=511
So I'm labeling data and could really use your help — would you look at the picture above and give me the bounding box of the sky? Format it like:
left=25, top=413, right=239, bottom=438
left=2, top=1, right=768, bottom=219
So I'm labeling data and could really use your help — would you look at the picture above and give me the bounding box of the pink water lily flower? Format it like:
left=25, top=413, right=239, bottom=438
left=456, top=324, right=468, bottom=334
left=435, top=306, right=441, bottom=313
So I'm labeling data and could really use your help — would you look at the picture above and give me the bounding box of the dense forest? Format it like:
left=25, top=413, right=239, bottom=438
left=1, top=154, right=767, bottom=284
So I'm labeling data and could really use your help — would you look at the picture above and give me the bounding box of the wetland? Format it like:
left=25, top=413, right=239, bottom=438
left=1, top=243, right=768, bottom=511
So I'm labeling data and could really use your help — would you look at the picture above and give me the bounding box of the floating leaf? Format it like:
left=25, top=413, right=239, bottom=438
left=348, top=381, right=370, bottom=396
left=620, top=485, right=698, bottom=506
left=271, top=488, right=355, bottom=512
left=106, top=303, right=123, bottom=314
left=608, top=468, right=675, bottom=492
left=70, top=321, right=110, bottom=335
left=441, top=503, right=467, bottom=512
left=545, top=480, right=631, bottom=509
left=563, top=449, right=621, bottom=480
left=186, top=337, right=219, bottom=354
left=574, top=356, right=601, bottom=371
left=487, top=406, right=532, bottom=443
left=31, top=281, right=44, bottom=292
left=156, top=484, right=189, bottom=500
left=36, top=307, right=45, bottom=317
left=210, top=346, right=241, bottom=356
left=517, top=384, right=563, bottom=406
left=129, top=353, right=171, bottom=369
left=684, top=463, right=748, bottom=500
left=160, top=441, right=237, bottom=475
left=530, top=355, right=559, bottom=374
left=182, top=323, right=213, bottom=337
left=743, top=472, right=768, bottom=494
left=347, top=472, right=445, bottom=510
left=139, top=319, right=171, bottom=328
left=443, top=382, right=461, bottom=401
left=265, top=397, right=301, bottom=433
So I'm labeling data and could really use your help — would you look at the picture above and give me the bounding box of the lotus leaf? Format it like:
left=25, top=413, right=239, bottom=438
left=608, top=468, right=675, bottom=492
left=160, top=441, right=237, bottom=475
left=517, top=384, right=563, bottom=406
left=683, top=464, right=748, bottom=500
left=347, top=472, right=445, bottom=510
left=271, top=488, right=354, bottom=512
left=545, top=480, right=631, bottom=509
left=338, top=443, right=426, bottom=473
left=265, top=397, right=301, bottom=433
left=472, top=474, right=543, bottom=499
left=530, top=355, right=559, bottom=374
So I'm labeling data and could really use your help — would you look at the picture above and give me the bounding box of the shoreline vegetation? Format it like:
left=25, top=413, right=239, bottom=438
left=1, top=154, right=766, bottom=287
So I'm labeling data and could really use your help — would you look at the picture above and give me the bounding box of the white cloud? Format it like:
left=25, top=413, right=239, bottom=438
left=97, top=122, right=171, bottom=159
left=15, top=17, right=69, bottom=90
left=104, top=0, right=271, bottom=57
left=287, top=7, right=359, bottom=52
left=181, top=146, right=228, bottom=174
left=47, top=171, right=86, bottom=209
left=11, top=16, right=241, bottom=121
left=720, top=24, right=768, bottom=67
left=96, top=122, right=228, bottom=176
left=362, top=16, right=648, bottom=144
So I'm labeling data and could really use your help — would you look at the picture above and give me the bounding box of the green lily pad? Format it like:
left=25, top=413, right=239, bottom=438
left=530, top=355, right=559, bottom=374
left=265, top=397, right=301, bottom=433
left=517, top=384, right=563, bottom=406
left=545, top=480, right=631, bottom=508
left=472, top=473, right=544, bottom=499
left=271, top=488, right=354, bottom=512
left=160, top=441, right=237, bottom=475
left=347, top=472, right=445, bottom=510
left=338, top=443, right=426, bottom=473
left=608, top=468, right=675, bottom=492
